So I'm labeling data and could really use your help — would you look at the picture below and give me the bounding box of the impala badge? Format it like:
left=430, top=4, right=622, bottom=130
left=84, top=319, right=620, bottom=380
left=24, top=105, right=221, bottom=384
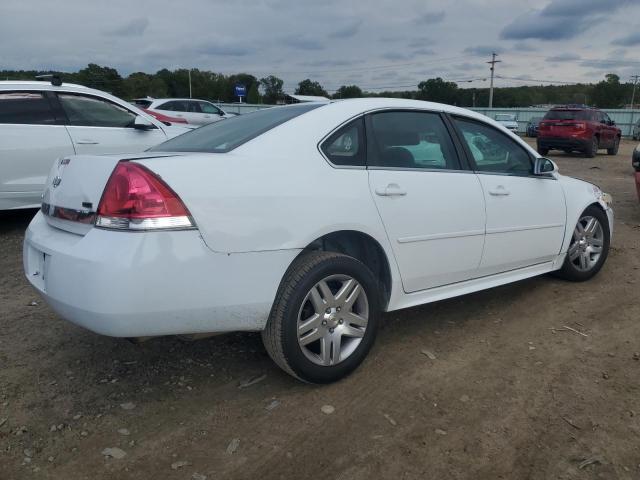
left=52, top=176, right=62, bottom=188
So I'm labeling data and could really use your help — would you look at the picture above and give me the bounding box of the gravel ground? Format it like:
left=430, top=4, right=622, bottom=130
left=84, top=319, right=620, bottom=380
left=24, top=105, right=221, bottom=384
left=1, top=139, right=639, bottom=480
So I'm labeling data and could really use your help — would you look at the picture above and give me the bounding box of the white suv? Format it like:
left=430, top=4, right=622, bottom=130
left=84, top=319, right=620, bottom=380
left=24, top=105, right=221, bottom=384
left=0, top=80, right=189, bottom=210
left=143, top=98, right=232, bottom=125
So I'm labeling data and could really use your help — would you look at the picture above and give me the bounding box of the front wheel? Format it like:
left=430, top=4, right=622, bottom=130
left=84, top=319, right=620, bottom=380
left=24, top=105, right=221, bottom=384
left=262, top=251, right=381, bottom=383
left=607, top=136, right=620, bottom=155
left=555, top=205, right=610, bottom=282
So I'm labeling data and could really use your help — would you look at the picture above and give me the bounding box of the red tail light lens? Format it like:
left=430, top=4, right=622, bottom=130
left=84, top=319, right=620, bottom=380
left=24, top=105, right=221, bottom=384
left=96, top=161, right=195, bottom=230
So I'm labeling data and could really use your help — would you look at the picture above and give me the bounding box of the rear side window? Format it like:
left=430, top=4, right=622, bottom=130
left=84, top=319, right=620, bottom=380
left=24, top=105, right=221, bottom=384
left=320, top=118, right=366, bottom=166
left=151, top=103, right=323, bottom=153
left=58, top=94, right=136, bottom=128
left=368, top=111, right=459, bottom=170
left=544, top=110, right=592, bottom=121
left=454, top=117, right=532, bottom=175
left=0, top=91, right=56, bottom=125
left=158, top=101, right=187, bottom=112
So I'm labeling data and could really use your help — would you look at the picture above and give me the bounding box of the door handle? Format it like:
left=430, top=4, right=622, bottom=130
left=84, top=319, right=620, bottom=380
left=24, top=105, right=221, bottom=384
left=375, top=184, right=407, bottom=197
left=75, top=140, right=99, bottom=145
left=488, top=186, right=510, bottom=196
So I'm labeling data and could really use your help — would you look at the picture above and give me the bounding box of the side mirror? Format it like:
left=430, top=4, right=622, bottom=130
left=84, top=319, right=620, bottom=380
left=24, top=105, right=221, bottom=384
left=533, top=157, right=558, bottom=176
left=608, top=120, right=616, bottom=126
left=133, top=116, right=155, bottom=130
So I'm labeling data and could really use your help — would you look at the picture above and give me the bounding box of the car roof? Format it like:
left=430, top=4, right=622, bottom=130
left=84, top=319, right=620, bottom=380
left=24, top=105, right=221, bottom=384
left=151, top=98, right=214, bottom=103
left=0, top=80, right=89, bottom=89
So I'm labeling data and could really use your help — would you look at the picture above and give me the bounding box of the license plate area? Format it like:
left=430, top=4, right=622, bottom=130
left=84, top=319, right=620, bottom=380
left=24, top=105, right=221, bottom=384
left=26, top=244, right=48, bottom=292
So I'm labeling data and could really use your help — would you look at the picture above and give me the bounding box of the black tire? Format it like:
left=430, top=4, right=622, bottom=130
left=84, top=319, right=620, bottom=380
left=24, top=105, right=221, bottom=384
left=262, top=251, right=381, bottom=383
left=607, top=136, right=620, bottom=155
left=537, top=145, right=549, bottom=156
left=563, top=149, right=572, bottom=154
left=555, top=205, right=610, bottom=282
left=585, top=136, right=598, bottom=158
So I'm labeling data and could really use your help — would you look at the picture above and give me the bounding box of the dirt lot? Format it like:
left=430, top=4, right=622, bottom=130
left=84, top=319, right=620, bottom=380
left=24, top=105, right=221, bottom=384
left=1, top=139, right=639, bottom=480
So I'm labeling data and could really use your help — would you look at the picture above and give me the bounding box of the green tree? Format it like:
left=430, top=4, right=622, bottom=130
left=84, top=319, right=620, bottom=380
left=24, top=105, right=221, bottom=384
left=259, top=75, right=284, bottom=104
left=591, top=73, right=626, bottom=108
left=295, top=79, right=328, bottom=97
left=247, top=82, right=260, bottom=103
left=75, top=64, right=125, bottom=97
left=416, top=78, right=458, bottom=104
left=332, top=85, right=363, bottom=99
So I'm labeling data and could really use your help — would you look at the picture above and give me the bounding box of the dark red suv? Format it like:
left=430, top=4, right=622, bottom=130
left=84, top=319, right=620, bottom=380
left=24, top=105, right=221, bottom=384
left=537, top=106, right=621, bottom=157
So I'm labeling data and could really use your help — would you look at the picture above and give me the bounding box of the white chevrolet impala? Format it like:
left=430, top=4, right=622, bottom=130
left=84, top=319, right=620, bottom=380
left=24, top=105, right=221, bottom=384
left=24, top=98, right=613, bottom=383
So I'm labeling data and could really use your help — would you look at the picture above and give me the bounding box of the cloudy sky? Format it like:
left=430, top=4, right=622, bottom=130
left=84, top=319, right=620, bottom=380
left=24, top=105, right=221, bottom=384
left=2, top=0, right=640, bottom=93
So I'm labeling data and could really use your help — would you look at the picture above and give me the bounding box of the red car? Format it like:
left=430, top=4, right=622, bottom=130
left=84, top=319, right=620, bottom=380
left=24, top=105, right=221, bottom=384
left=141, top=108, right=188, bottom=126
left=633, top=144, right=640, bottom=202
left=537, top=106, right=621, bottom=158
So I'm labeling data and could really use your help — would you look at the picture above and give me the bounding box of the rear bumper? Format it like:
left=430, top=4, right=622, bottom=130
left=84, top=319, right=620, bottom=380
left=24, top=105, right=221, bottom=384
left=537, top=137, right=589, bottom=151
left=23, top=212, right=299, bottom=337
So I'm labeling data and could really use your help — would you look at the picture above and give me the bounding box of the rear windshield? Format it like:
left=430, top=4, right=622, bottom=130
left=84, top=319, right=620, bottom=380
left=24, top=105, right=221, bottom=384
left=544, top=110, right=592, bottom=121
left=150, top=103, right=323, bottom=153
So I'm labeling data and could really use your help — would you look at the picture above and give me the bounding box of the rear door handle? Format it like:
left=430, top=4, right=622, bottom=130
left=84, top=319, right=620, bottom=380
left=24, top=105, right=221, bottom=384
left=375, top=184, right=407, bottom=197
left=76, top=139, right=99, bottom=145
left=488, top=186, right=510, bottom=196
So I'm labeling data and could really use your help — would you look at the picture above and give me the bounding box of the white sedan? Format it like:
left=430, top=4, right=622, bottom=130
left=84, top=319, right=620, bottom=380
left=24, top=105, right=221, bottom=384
left=23, top=98, right=613, bottom=383
left=0, top=80, right=189, bottom=210
left=144, top=98, right=233, bottom=125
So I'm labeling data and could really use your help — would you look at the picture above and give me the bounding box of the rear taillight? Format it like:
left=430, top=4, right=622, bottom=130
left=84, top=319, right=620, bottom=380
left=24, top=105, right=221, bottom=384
left=96, top=161, right=195, bottom=231
left=539, top=122, right=549, bottom=129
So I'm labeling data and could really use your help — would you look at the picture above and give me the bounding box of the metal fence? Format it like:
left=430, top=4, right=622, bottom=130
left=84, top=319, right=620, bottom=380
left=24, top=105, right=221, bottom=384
left=471, top=108, right=640, bottom=137
left=215, top=103, right=640, bottom=137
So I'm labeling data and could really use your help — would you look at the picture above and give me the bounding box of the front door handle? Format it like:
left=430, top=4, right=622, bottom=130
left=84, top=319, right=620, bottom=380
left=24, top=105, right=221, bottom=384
left=76, top=139, right=99, bottom=145
left=375, top=184, right=407, bottom=197
left=488, top=186, right=510, bottom=196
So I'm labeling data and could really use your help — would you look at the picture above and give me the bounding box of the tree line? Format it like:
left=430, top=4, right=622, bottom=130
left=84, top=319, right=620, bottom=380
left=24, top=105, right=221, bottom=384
left=1, top=64, right=636, bottom=109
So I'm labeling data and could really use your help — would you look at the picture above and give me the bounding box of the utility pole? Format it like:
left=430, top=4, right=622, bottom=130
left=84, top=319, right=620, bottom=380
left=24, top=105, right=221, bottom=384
left=487, top=52, right=501, bottom=108
left=631, top=74, right=639, bottom=108
left=188, top=69, right=192, bottom=99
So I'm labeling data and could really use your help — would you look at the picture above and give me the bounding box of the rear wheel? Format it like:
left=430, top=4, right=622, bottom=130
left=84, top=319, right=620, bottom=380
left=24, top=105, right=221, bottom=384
left=262, top=251, right=381, bottom=383
left=555, top=205, right=610, bottom=282
left=585, top=137, right=598, bottom=158
left=607, top=136, right=620, bottom=155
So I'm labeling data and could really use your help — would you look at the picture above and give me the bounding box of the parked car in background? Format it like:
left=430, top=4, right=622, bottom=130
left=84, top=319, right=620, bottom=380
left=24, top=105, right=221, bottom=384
left=0, top=79, right=189, bottom=210
left=633, top=144, right=640, bottom=202
left=632, top=119, right=640, bottom=140
left=24, top=98, right=613, bottom=383
left=526, top=117, right=543, bottom=137
left=495, top=113, right=519, bottom=133
left=145, top=98, right=232, bottom=125
left=537, top=106, right=621, bottom=158
left=140, top=108, right=189, bottom=126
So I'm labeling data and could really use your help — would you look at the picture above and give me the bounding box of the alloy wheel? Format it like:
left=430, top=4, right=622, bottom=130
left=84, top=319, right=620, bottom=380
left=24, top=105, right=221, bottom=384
left=567, top=215, right=604, bottom=272
left=296, top=274, right=369, bottom=366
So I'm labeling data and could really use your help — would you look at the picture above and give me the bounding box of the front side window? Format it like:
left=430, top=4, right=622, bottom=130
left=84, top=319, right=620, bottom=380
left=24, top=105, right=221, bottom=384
left=368, top=111, right=459, bottom=170
left=199, top=102, right=221, bottom=115
left=58, top=94, right=136, bottom=128
left=0, top=91, right=56, bottom=125
left=454, top=117, right=532, bottom=175
left=186, top=101, right=202, bottom=113
left=320, top=118, right=365, bottom=166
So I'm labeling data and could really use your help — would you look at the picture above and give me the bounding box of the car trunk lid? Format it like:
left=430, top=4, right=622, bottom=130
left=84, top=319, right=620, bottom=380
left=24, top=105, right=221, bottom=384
left=42, top=153, right=179, bottom=235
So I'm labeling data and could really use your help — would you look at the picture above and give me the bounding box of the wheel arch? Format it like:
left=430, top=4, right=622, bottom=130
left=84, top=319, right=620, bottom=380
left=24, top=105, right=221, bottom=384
left=292, top=230, right=394, bottom=310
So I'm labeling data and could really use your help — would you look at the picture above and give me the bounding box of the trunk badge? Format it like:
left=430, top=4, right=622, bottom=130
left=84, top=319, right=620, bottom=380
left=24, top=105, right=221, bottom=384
left=52, top=176, right=62, bottom=188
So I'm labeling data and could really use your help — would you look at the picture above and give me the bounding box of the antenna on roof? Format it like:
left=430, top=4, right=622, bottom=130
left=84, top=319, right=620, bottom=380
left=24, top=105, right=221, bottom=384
left=35, top=74, right=62, bottom=87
